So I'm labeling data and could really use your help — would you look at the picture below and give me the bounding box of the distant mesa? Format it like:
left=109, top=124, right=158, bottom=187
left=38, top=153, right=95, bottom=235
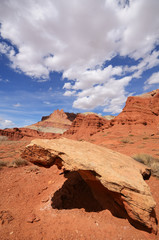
left=26, top=109, right=77, bottom=134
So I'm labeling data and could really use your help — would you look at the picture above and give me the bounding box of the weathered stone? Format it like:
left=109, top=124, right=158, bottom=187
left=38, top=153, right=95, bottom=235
left=21, top=138, right=158, bottom=233
left=112, top=89, right=159, bottom=126
left=63, top=113, right=109, bottom=139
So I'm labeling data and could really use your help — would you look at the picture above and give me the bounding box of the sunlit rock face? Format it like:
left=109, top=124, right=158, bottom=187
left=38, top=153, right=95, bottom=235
left=21, top=138, right=158, bottom=234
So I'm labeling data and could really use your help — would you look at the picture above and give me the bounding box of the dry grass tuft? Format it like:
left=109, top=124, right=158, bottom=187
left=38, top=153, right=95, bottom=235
left=0, top=160, right=9, bottom=167
left=132, top=153, right=159, bottom=178
left=10, top=158, right=29, bottom=167
left=0, top=136, right=8, bottom=142
left=0, top=158, right=29, bottom=169
left=121, top=138, right=134, bottom=144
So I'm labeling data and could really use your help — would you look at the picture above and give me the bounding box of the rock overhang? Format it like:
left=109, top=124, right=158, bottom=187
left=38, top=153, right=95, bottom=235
left=21, top=138, right=158, bottom=234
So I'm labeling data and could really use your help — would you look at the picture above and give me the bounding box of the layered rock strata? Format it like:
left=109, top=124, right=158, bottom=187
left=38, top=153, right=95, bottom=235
left=112, top=89, right=159, bottom=126
left=0, top=128, right=60, bottom=141
left=63, top=114, right=109, bottom=139
left=27, top=109, right=77, bottom=133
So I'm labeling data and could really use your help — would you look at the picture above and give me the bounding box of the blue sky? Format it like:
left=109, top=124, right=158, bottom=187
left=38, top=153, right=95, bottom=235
left=0, top=0, right=159, bottom=128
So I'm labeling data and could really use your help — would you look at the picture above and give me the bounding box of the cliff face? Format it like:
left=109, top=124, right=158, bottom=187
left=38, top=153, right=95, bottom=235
left=112, top=89, right=159, bottom=126
left=63, top=114, right=109, bottom=140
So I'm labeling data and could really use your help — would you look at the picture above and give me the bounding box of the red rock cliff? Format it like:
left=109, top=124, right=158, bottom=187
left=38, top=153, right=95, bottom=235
left=112, top=89, right=159, bottom=126
left=63, top=114, right=109, bottom=140
left=29, top=109, right=77, bottom=130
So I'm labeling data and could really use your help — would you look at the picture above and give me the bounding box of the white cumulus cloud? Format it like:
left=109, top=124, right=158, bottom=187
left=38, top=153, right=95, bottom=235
left=0, top=118, right=14, bottom=129
left=144, top=72, right=159, bottom=90
left=0, top=0, right=159, bottom=113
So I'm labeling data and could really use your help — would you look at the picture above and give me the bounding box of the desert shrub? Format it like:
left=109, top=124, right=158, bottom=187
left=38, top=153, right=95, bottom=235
left=9, top=158, right=29, bottom=167
left=121, top=138, right=130, bottom=143
left=143, top=137, right=149, bottom=140
left=26, top=166, right=40, bottom=173
left=150, top=161, right=159, bottom=178
left=132, top=153, right=159, bottom=178
left=0, top=160, right=8, bottom=167
left=121, top=138, right=134, bottom=144
left=0, top=136, right=8, bottom=141
left=0, top=158, right=28, bottom=169
left=133, top=153, right=153, bottom=165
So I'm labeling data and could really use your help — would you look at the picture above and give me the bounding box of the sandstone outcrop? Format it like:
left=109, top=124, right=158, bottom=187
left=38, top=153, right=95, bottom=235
left=27, top=109, right=77, bottom=133
left=63, top=89, right=159, bottom=140
left=63, top=114, right=109, bottom=139
left=0, top=128, right=60, bottom=141
left=112, top=89, right=159, bottom=126
left=21, top=138, right=158, bottom=233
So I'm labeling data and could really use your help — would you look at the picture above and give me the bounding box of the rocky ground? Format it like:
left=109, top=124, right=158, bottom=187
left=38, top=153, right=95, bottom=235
left=0, top=137, right=159, bottom=240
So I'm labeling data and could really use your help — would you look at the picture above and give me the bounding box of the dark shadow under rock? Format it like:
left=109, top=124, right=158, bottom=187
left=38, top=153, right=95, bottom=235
left=51, top=170, right=157, bottom=234
left=51, top=171, right=103, bottom=212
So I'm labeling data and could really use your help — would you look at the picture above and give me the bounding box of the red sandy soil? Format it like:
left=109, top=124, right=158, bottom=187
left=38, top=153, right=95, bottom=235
left=0, top=139, right=159, bottom=240
left=89, top=125, right=159, bottom=158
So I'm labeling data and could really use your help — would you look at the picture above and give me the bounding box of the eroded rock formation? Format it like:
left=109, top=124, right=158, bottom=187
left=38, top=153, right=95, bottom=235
left=63, top=114, right=109, bottom=139
left=0, top=128, right=60, bottom=141
left=21, top=138, right=158, bottom=234
left=112, top=89, right=159, bottom=126
left=27, top=109, right=77, bottom=133
left=62, top=89, right=159, bottom=140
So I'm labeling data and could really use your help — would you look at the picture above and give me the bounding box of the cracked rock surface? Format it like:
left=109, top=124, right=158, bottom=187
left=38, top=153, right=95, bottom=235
left=21, top=138, right=158, bottom=234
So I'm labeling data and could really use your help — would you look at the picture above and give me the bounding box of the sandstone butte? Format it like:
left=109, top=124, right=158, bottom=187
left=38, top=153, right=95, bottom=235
left=26, top=109, right=77, bottom=133
left=0, top=109, right=76, bottom=140
left=112, top=89, right=159, bottom=126
left=21, top=138, right=158, bottom=234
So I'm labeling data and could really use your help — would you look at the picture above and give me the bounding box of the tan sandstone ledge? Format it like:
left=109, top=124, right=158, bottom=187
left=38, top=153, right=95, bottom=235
left=21, top=138, right=158, bottom=234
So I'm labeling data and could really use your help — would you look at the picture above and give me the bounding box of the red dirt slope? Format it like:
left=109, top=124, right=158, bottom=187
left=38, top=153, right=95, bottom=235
left=0, top=138, right=158, bottom=240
